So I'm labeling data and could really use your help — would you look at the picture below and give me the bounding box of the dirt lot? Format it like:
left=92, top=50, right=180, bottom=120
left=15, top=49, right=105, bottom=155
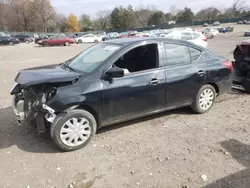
left=0, top=24, right=250, bottom=188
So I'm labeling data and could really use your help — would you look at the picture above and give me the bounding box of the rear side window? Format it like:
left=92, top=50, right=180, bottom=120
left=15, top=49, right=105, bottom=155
left=164, top=43, right=191, bottom=66
left=189, top=47, right=202, bottom=62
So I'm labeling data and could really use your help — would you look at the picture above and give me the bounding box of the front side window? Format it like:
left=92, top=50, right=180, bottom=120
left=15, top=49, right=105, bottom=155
left=66, top=43, right=121, bottom=73
left=113, top=43, right=159, bottom=74
left=164, top=43, right=191, bottom=66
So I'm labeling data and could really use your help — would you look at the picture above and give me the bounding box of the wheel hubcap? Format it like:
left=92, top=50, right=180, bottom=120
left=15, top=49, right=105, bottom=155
left=60, top=117, right=91, bottom=147
left=199, top=89, right=214, bottom=110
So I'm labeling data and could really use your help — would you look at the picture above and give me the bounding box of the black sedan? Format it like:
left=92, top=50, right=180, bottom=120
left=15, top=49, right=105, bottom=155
left=10, top=38, right=233, bottom=151
left=0, top=36, right=20, bottom=45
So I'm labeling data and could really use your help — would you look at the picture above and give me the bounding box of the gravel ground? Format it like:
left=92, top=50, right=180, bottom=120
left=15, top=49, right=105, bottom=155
left=0, top=24, right=250, bottom=188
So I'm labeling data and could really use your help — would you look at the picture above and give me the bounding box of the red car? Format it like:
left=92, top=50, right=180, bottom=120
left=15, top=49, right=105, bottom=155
left=37, top=35, right=75, bottom=47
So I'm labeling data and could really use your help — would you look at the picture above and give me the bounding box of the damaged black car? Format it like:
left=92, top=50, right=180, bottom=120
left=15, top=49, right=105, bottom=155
left=232, top=41, right=250, bottom=92
left=10, top=38, right=233, bottom=151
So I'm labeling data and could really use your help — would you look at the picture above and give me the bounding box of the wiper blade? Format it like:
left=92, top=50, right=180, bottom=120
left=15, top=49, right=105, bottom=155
left=62, top=63, right=77, bottom=72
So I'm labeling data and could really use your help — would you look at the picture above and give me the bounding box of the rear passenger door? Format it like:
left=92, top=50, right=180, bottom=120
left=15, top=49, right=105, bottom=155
left=164, top=43, right=206, bottom=108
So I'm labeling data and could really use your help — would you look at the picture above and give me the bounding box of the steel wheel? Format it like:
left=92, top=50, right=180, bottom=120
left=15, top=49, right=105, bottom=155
left=59, top=117, right=91, bottom=147
left=199, top=88, right=214, bottom=110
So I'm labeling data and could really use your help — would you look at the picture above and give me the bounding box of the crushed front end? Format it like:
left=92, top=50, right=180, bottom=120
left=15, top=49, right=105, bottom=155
left=11, top=84, right=57, bottom=133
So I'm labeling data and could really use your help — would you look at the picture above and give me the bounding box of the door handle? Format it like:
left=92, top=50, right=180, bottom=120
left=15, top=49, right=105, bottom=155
left=149, top=78, right=159, bottom=85
left=197, top=70, right=205, bottom=76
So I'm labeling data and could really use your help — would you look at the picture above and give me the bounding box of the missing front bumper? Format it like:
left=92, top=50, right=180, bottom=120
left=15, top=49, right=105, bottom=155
left=12, top=94, right=57, bottom=133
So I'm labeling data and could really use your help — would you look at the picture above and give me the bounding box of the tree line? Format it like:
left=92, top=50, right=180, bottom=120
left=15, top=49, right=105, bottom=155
left=0, top=0, right=250, bottom=32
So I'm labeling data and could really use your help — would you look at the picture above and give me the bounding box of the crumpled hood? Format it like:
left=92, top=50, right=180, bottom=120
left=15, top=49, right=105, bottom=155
left=14, top=64, right=81, bottom=86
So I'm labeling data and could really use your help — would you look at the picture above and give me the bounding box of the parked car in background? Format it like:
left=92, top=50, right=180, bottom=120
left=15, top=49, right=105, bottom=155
left=37, top=35, right=75, bottom=47
left=203, top=28, right=219, bottom=38
left=11, top=38, right=232, bottom=151
left=0, top=36, right=20, bottom=45
left=203, top=23, right=209, bottom=27
left=243, top=20, right=248, bottom=24
left=164, top=30, right=208, bottom=48
left=213, top=21, right=220, bottom=26
left=74, top=34, right=102, bottom=43
left=244, top=31, right=250, bottom=37
left=238, top=21, right=243, bottom=24
left=232, top=41, right=250, bottom=92
left=13, top=34, right=33, bottom=43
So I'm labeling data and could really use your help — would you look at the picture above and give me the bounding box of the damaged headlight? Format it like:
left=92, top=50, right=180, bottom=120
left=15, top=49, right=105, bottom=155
left=47, top=88, right=57, bottom=100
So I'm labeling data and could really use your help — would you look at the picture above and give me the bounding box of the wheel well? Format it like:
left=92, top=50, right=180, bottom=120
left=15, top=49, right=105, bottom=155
left=207, top=82, right=219, bottom=95
left=76, top=105, right=99, bottom=126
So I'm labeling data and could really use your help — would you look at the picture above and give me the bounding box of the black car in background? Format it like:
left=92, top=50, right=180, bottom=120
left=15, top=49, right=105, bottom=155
left=10, top=38, right=233, bottom=151
left=13, top=34, right=33, bottom=43
left=0, top=36, right=20, bottom=45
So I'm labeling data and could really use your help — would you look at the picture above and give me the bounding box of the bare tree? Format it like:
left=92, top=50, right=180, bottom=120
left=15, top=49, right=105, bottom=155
left=10, top=0, right=34, bottom=31
left=54, top=12, right=67, bottom=32
left=96, top=10, right=110, bottom=30
left=0, top=0, right=10, bottom=31
left=134, top=5, right=155, bottom=27
left=32, top=0, right=55, bottom=32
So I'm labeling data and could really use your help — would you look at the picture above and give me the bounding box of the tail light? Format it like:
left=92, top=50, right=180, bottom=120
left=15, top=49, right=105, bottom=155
left=223, top=60, right=233, bottom=72
left=203, top=37, right=208, bottom=41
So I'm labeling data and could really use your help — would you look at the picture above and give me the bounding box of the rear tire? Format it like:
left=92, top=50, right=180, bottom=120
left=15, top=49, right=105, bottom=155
left=25, top=40, right=29, bottom=44
left=94, top=39, right=98, bottom=43
left=9, top=41, right=14, bottom=46
left=50, top=109, right=97, bottom=151
left=242, top=78, right=250, bottom=93
left=191, top=84, right=216, bottom=114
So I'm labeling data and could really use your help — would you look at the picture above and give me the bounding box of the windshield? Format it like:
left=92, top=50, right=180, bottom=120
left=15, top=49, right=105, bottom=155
left=66, top=43, right=121, bottom=73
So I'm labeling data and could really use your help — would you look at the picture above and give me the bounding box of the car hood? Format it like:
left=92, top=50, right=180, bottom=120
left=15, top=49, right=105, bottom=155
left=14, top=64, right=81, bottom=86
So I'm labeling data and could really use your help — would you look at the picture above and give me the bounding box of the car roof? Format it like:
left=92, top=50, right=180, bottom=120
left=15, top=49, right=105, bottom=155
left=104, top=37, right=201, bottom=48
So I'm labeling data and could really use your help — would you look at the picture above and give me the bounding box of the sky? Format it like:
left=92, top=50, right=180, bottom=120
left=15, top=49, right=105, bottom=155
left=50, top=0, right=249, bottom=18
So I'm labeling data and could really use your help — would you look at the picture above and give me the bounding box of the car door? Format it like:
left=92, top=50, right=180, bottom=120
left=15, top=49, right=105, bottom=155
left=164, top=42, right=206, bottom=108
left=101, top=42, right=166, bottom=124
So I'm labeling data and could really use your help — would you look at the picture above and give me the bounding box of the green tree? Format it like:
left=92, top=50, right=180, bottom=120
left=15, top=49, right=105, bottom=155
left=148, top=11, right=165, bottom=26
left=79, top=14, right=92, bottom=31
left=110, top=5, right=135, bottom=29
left=66, top=13, right=80, bottom=32
left=176, top=7, right=194, bottom=23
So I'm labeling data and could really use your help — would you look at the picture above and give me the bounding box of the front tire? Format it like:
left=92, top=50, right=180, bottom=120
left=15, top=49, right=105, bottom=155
left=50, top=109, right=97, bottom=151
left=9, top=41, right=14, bottom=46
left=191, top=84, right=216, bottom=114
left=43, top=42, right=49, bottom=47
left=78, top=39, right=82, bottom=44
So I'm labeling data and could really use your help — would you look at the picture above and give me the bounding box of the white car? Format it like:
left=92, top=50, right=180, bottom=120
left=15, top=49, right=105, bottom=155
left=164, top=30, right=208, bottom=48
left=74, top=34, right=102, bottom=44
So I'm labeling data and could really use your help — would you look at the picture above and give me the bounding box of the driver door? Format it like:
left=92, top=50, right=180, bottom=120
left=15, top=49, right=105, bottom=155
left=101, top=42, right=166, bottom=124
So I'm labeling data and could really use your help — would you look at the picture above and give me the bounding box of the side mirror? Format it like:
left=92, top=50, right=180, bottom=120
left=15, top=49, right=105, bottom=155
left=105, top=67, right=124, bottom=78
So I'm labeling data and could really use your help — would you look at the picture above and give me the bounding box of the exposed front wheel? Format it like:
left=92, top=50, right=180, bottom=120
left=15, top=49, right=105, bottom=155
left=9, top=41, right=14, bottom=46
left=191, top=85, right=216, bottom=114
left=50, top=109, right=97, bottom=151
left=78, top=39, right=82, bottom=44
left=64, top=41, right=69, bottom=46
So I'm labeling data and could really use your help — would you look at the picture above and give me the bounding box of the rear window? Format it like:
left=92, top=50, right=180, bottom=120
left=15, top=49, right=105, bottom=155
left=180, top=32, right=193, bottom=40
